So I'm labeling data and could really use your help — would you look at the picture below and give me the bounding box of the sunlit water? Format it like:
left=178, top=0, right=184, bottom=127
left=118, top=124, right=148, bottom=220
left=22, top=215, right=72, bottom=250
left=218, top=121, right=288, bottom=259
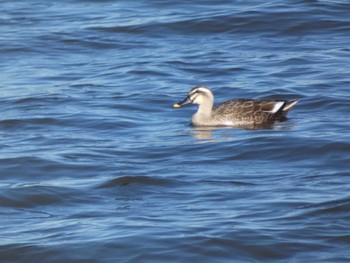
left=1, top=1, right=350, bottom=262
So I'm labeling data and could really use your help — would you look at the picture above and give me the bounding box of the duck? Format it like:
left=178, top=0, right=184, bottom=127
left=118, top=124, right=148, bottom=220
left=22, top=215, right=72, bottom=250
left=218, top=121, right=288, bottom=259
left=173, top=86, right=298, bottom=127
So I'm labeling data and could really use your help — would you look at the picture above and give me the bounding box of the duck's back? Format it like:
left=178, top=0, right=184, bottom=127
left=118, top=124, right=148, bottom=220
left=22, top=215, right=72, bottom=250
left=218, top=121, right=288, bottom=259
left=212, top=99, right=286, bottom=126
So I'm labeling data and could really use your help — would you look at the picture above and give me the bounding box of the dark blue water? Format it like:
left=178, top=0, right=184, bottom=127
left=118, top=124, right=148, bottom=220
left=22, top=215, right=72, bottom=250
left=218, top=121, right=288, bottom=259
left=1, top=0, right=350, bottom=262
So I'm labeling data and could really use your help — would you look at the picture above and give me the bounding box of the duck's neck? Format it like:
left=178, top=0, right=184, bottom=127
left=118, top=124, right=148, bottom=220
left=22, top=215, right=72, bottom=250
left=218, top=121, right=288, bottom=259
left=192, top=102, right=214, bottom=125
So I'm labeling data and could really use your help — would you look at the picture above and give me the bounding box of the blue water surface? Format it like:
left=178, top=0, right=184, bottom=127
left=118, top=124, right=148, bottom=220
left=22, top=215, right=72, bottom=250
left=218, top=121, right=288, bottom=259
left=1, top=0, right=350, bottom=262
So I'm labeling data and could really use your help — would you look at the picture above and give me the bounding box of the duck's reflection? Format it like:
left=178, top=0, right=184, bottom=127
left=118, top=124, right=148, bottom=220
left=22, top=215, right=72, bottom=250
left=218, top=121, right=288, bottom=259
left=191, top=126, right=240, bottom=142
left=191, top=127, right=215, bottom=141
left=191, top=121, right=295, bottom=142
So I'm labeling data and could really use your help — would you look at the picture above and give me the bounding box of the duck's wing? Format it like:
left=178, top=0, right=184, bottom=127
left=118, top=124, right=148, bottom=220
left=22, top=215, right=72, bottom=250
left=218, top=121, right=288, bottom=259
left=214, top=99, right=285, bottom=115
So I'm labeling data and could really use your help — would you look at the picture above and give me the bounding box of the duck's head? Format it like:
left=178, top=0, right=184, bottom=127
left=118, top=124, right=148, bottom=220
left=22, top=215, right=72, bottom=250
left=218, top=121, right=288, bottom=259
left=173, top=86, right=214, bottom=108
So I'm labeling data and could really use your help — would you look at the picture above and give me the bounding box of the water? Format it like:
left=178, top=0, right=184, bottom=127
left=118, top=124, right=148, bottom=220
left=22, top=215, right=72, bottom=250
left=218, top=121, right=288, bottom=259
left=1, top=0, right=350, bottom=262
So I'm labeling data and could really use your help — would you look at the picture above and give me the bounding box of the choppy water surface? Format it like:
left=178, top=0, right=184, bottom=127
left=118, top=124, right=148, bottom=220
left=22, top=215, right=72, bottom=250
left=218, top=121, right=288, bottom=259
left=1, top=0, right=350, bottom=262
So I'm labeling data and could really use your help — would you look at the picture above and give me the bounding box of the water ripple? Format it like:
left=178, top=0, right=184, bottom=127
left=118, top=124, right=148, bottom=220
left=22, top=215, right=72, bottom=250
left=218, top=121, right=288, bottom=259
left=1, top=0, right=350, bottom=262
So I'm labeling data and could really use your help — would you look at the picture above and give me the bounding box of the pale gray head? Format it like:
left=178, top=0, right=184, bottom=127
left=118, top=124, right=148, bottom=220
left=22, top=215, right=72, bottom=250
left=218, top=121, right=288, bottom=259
left=173, top=86, right=214, bottom=108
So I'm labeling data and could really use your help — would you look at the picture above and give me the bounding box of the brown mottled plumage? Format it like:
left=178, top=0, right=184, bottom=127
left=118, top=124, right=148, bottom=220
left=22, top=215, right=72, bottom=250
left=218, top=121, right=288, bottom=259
left=173, top=86, right=298, bottom=127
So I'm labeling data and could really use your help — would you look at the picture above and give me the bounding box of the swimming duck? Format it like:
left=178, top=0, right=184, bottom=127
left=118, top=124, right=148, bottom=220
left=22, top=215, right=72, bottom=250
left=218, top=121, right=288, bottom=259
left=173, top=86, right=298, bottom=127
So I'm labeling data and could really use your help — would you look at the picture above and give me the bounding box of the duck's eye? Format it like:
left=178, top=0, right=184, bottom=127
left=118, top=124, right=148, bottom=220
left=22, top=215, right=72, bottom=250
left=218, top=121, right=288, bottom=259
left=189, top=93, right=199, bottom=102
left=189, top=89, right=200, bottom=98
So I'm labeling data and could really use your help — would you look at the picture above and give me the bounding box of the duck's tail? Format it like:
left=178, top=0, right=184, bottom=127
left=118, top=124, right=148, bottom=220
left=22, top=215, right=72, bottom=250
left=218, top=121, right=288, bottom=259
left=282, top=99, right=299, bottom=115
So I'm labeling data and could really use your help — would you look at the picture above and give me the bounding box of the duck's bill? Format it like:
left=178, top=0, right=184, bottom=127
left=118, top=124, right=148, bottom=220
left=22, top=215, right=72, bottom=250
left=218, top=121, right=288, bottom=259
left=173, top=96, right=192, bottom=108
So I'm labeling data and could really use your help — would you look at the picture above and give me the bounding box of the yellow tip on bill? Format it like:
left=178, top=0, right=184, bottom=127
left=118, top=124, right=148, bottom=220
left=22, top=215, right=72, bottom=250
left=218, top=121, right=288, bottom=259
left=173, top=103, right=181, bottom=108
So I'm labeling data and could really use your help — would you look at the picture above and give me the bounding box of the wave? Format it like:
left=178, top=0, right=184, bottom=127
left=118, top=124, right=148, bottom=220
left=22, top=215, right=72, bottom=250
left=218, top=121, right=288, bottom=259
left=97, top=175, right=174, bottom=188
left=0, top=184, right=79, bottom=208
left=87, top=2, right=350, bottom=37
